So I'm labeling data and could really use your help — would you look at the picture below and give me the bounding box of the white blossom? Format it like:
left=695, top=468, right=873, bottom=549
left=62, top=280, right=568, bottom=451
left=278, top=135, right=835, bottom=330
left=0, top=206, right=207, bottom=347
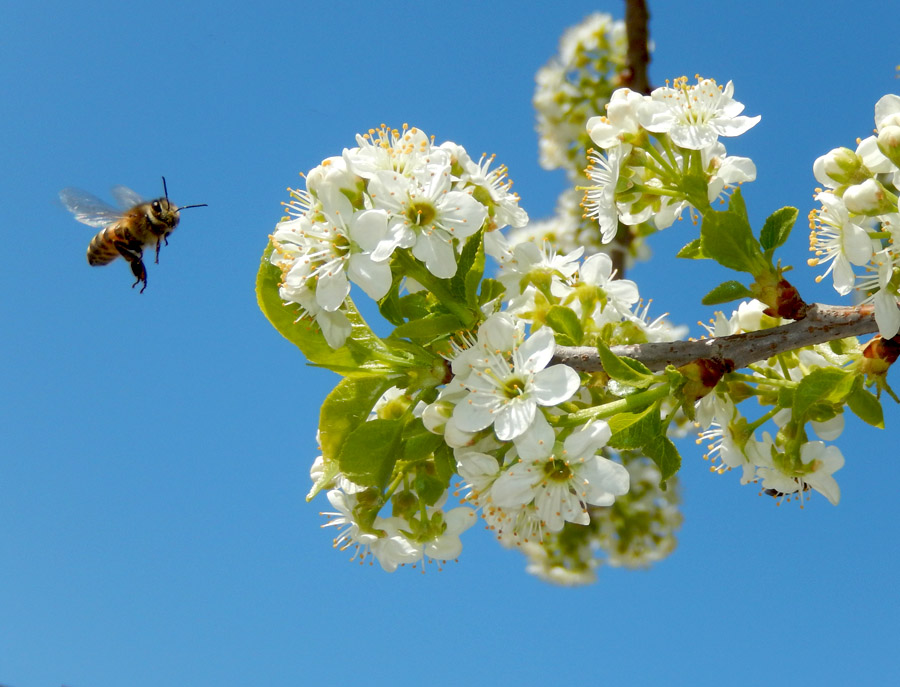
left=491, top=417, right=629, bottom=533
left=449, top=314, right=580, bottom=441
left=637, top=77, right=760, bottom=151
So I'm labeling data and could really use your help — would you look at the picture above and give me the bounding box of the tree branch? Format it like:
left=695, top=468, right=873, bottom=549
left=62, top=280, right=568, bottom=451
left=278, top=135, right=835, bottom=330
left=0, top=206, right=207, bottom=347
left=610, top=0, right=652, bottom=279
left=622, top=0, right=651, bottom=95
left=552, top=303, right=880, bottom=372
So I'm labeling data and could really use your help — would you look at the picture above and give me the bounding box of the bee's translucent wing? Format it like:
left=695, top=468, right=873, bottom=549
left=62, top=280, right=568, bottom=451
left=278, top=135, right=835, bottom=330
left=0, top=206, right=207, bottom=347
left=110, top=185, right=144, bottom=209
left=59, top=188, right=123, bottom=228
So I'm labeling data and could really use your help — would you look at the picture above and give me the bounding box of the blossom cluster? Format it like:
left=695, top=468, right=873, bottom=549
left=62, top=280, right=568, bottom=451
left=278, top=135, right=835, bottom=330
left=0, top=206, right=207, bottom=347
left=583, top=76, right=760, bottom=241
left=520, top=454, right=682, bottom=585
left=534, top=12, right=628, bottom=179
left=527, top=13, right=646, bottom=261
left=306, top=235, right=685, bottom=574
left=808, top=95, right=900, bottom=338
left=418, top=242, right=685, bottom=546
left=270, top=125, right=527, bottom=348
left=260, top=10, right=900, bottom=582
left=266, top=116, right=687, bottom=578
left=693, top=300, right=847, bottom=506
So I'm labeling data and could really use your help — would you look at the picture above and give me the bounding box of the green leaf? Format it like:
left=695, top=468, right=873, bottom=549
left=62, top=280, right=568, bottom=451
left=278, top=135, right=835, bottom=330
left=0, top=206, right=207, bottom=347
left=256, top=243, right=390, bottom=372
left=760, top=206, right=799, bottom=255
left=676, top=237, right=708, bottom=260
left=376, top=274, right=407, bottom=326
left=463, top=231, right=486, bottom=310
left=644, top=435, right=681, bottom=486
left=545, top=306, right=584, bottom=346
left=391, top=313, right=463, bottom=344
left=450, top=230, right=484, bottom=304
left=793, top=368, right=853, bottom=421
left=397, top=291, right=431, bottom=321
left=729, top=184, right=749, bottom=217
left=607, top=402, right=662, bottom=449
left=701, top=280, right=754, bottom=306
left=413, top=472, right=446, bottom=506
left=432, top=443, right=456, bottom=485
left=402, top=421, right=445, bottom=462
left=319, top=376, right=397, bottom=464
left=478, top=278, right=506, bottom=309
left=337, top=418, right=402, bottom=489
left=597, top=342, right=657, bottom=388
left=846, top=380, right=885, bottom=428
left=699, top=188, right=767, bottom=274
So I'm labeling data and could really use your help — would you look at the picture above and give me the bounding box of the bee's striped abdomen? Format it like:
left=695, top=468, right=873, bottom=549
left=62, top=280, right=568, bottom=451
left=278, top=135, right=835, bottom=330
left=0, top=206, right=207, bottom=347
left=87, top=223, right=136, bottom=266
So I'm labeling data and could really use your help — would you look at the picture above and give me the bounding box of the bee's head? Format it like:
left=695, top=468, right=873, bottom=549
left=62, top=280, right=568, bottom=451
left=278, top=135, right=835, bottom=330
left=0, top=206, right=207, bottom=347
left=158, top=176, right=207, bottom=227
left=149, top=196, right=182, bottom=230
left=147, top=177, right=207, bottom=231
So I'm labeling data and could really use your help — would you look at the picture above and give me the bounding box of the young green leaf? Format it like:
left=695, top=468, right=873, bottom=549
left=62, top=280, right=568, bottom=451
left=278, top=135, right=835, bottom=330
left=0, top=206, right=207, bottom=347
left=391, top=313, right=464, bottom=345
left=760, top=206, right=799, bottom=255
left=676, top=237, right=708, bottom=260
left=846, top=379, right=885, bottom=428
left=607, top=402, right=662, bottom=449
left=402, top=421, right=445, bottom=462
left=597, top=342, right=657, bottom=388
left=478, top=278, right=506, bottom=309
left=644, top=435, right=681, bottom=486
left=432, top=443, right=456, bottom=485
left=701, top=280, right=754, bottom=306
left=319, top=376, right=397, bottom=464
left=699, top=188, right=768, bottom=274
left=257, top=244, right=390, bottom=372
left=793, top=368, right=854, bottom=421
left=412, top=471, right=447, bottom=506
left=545, top=306, right=584, bottom=346
left=337, top=418, right=402, bottom=489
left=462, top=230, right=486, bottom=310
left=451, top=230, right=484, bottom=304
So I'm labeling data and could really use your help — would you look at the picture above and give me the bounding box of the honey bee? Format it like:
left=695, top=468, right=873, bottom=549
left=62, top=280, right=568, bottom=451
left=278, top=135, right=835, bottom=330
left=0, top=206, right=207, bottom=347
left=60, top=177, right=207, bottom=292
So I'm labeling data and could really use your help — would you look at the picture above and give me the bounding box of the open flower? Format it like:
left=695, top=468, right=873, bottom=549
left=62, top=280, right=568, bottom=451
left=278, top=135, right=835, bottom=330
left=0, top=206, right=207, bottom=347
left=754, top=440, right=844, bottom=506
left=808, top=191, right=876, bottom=295
left=367, top=164, right=487, bottom=278
left=271, top=181, right=392, bottom=312
left=491, top=417, right=630, bottom=533
left=583, top=144, right=629, bottom=241
left=637, top=76, right=760, bottom=150
left=450, top=314, right=580, bottom=441
left=587, top=88, right=645, bottom=148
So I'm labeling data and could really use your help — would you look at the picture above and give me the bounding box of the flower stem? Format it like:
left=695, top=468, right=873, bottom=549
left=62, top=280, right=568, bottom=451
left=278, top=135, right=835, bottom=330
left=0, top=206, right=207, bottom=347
left=553, top=382, right=671, bottom=426
left=394, top=251, right=477, bottom=329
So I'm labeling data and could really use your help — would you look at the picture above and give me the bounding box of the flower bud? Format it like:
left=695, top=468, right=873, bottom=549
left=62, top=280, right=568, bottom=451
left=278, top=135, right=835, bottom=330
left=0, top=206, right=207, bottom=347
left=443, top=416, right=479, bottom=448
left=678, top=357, right=734, bottom=413
left=874, top=94, right=900, bottom=130
left=877, top=125, right=900, bottom=168
left=813, top=147, right=862, bottom=187
left=860, top=335, right=900, bottom=376
left=843, top=178, right=894, bottom=215
left=754, top=274, right=809, bottom=320
left=421, top=401, right=453, bottom=434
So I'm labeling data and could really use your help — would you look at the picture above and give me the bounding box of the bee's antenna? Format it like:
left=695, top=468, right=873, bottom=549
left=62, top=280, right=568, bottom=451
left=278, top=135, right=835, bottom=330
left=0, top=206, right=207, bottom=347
left=178, top=203, right=209, bottom=211
left=162, top=176, right=169, bottom=201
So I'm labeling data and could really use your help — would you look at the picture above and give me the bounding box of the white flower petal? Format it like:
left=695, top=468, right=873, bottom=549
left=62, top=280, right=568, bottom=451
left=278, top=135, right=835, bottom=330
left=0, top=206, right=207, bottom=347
left=874, top=288, right=900, bottom=338
left=530, top=364, right=580, bottom=406
left=492, top=463, right=540, bottom=508
left=495, top=398, right=537, bottom=441
left=513, top=413, right=555, bottom=461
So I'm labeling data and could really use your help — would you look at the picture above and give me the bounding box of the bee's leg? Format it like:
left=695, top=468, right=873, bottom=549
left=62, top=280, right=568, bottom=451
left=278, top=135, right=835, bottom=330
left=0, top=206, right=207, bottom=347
left=115, top=241, right=148, bottom=293
left=154, top=234, right=169, bottom=264
left=130, top=258, right=148, bottom=293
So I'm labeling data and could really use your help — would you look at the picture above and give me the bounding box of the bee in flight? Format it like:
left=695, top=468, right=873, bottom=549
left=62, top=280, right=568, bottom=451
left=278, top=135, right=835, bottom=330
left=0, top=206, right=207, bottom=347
left=60, top=177, right=207, bottom=292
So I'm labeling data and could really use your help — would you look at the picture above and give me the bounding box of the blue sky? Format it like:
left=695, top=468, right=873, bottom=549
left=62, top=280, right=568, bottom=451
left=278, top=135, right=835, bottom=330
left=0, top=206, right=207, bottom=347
left=2, top=1, right=899, bottom=685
